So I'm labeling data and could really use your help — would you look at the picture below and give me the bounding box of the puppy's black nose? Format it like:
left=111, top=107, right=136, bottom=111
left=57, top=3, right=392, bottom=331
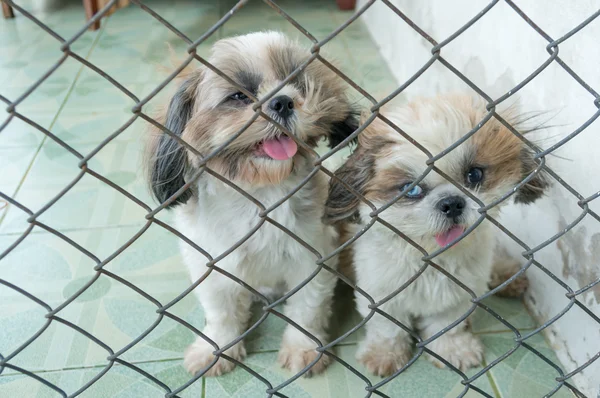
left=268, top=95, right=294, bottom=118
left=437, top=196, right=466, bottom=219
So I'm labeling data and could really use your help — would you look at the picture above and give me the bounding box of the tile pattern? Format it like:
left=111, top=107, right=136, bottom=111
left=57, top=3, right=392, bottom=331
left=0, top=1, right=572, bottom=397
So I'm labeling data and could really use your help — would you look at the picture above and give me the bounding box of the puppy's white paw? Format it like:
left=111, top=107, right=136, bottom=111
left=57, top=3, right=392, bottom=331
left=278, top=342, right=330, bottom=377
left=184, top=338, right=246, bottom=377
left=357, top=338, right=413, bottom=377
left=427, top=331, right=483, bottom=371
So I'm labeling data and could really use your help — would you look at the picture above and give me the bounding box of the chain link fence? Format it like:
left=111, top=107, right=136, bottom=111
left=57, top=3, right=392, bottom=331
left=1, top=0, right=599, bottom=397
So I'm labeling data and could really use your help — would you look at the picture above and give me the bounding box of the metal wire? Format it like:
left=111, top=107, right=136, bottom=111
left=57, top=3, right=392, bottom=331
left=0, top=0, right=599, bottom=397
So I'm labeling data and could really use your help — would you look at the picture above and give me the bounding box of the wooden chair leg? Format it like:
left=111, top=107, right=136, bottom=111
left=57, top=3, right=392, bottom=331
left=2, top=2, right=15, bottom=19
left=82, top=0, right=100, bottom=31
left=336, top=0, right=356, bottom=11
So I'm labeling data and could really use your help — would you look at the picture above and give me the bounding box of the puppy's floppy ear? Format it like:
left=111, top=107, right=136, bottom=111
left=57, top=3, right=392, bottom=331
left=328, top=110, right=359, bottom=148
left=324, top=148, right=374, bottom=224
left=514, top=146, right=550, bottom=204
left=148, top=77, right=198, bottom=207
left=324, top=116, right=396, bottom=224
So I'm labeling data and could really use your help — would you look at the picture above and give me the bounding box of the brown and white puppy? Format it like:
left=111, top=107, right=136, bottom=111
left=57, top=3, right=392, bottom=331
left=324, top=94, right=548, bottom=376
left=146, top=31, right=357, bottom=377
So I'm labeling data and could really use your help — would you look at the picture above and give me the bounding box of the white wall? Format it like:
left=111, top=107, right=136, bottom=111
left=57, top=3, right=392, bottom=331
left=356, top=0, right=600, bottom=394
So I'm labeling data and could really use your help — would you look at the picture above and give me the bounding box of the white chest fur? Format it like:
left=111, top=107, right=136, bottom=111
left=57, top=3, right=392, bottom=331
left=351, top=222, right=493, bottom=317
left=175, top=166, right=340, bottom=379
left=174, top=170, right=337, bottom=288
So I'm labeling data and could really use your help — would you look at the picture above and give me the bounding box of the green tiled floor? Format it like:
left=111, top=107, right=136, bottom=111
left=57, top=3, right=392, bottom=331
left=0, top=1, right=572, bottom=397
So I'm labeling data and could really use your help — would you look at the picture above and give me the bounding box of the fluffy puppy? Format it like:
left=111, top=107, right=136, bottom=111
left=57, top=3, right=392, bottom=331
left=324, top=94, right=548, bottom=376
left=146, top=31, right=357, bottom=377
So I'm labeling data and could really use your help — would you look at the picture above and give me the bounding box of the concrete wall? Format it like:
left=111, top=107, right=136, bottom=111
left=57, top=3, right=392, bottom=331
left=356, top=0, right=600, bottom=394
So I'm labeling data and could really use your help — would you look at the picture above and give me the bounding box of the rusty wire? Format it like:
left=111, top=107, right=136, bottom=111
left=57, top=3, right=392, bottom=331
left=0, top=0, right=599, bottom=397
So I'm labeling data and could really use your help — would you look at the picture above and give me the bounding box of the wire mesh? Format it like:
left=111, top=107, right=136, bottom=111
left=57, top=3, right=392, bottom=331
left=0, top=0, right=599, bottom=397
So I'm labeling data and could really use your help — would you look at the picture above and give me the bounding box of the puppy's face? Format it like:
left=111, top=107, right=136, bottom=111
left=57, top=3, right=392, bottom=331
left=325, top=95, right=548, bottom=250
left=148, top=31, right=357, bottom=205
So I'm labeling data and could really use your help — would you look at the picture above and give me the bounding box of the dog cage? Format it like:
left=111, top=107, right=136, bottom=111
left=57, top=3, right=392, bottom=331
left=1, top=0, right=599, bottom=397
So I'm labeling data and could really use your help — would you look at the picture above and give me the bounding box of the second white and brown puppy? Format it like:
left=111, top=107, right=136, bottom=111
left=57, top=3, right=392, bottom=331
left=324, top=94, right=548, bottom=376
left=146, top=31, right=357, bottom=377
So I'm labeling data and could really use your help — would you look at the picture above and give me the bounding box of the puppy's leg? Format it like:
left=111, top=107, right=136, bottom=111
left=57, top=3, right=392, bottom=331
left=184, top=272, right=252, bottom=377
left=419, top=303, right=483, bottom=371
left=278, top=259, right=337, bottom=376
left=489, top=257, right=529, bottom=298
left=488, top=241, right=529, bottom=297
left=355, top=296, right=413, bottom=377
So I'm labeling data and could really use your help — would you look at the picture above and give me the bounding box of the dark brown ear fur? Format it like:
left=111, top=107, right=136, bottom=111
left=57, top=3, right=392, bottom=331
left=504, top=107, right=554, bottom=204
left=324, top=148, right=374, bottom=224
left=149, top=77, right=198, bottom=207
left=328, top=110, right=359, bottom=148
left=515, top=146, right=550, bottom=204
left=324, top=116, right=396, bottom=224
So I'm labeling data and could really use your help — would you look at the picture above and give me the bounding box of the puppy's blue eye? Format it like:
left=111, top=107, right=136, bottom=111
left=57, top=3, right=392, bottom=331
left=401, top=183, right=424, bottom=198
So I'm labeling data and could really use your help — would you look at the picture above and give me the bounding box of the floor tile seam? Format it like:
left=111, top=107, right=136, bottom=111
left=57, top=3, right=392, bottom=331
left=473, top=327, right=537, bottom=336
left=481, top=355, right=503, bottom=398
left=0, top=342, right=361, bottom=378
left=0, top=18, right=109, bottom=228
left=327, top=6, right=365, bottom=94
left=0, top=355, right=184, bottom=378
left=0, top=221, right=148, bottom=237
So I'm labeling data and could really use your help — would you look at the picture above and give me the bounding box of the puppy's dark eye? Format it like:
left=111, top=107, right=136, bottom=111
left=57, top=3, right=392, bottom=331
left=466, top=167, right=484, bottom=186
left=229, top=92, right=250, bottom=102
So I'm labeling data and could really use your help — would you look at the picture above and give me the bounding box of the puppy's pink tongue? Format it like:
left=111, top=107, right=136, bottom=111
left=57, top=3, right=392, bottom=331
left=262, top=136, right=297, bottom=160
left=435, top=226, right=465, bottom=247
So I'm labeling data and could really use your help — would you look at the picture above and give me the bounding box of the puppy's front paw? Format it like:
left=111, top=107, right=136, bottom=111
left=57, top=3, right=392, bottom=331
left=357, top=338, right=413, bottom=377
left=427, top=331, right=483, bottom=371
left=278, top=342, right=330, bottom=377
left=184, top=337, right=246, bottom=377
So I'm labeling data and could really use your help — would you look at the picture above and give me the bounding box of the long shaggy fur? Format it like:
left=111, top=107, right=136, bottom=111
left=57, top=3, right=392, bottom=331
left=145, top=31, right=358, bottom=377
left=325, top=94, right=549, bottom=376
